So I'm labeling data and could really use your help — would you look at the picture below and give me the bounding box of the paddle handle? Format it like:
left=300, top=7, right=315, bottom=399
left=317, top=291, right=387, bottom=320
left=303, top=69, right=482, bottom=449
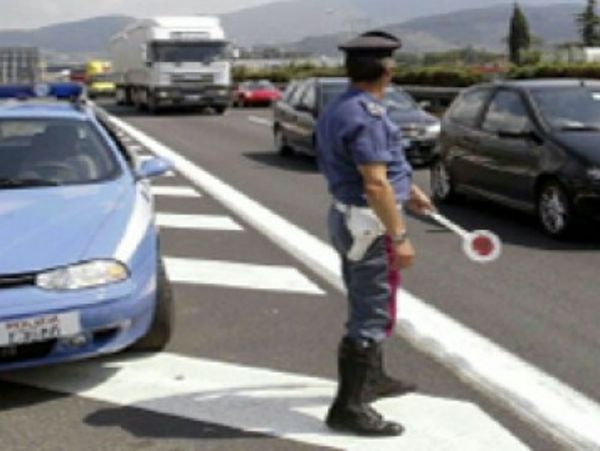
left=427, top=211, right=471, bottom=241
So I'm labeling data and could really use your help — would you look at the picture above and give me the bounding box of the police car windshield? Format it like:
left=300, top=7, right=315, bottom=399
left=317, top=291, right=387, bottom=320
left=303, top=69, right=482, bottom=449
left=151, top=42, right=227, bottom=63
left=0, top=119, right=120, bottom=188
left=531, top=87, right=600, bottom=130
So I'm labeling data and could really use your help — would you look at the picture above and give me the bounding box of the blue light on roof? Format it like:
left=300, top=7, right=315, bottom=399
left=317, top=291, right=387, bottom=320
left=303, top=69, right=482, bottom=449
left=0, top=83, right=83, bottom=100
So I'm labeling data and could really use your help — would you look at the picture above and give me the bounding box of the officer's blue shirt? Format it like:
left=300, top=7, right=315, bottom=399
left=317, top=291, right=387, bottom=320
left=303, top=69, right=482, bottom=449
left=316, top=87, right=413, bottom=207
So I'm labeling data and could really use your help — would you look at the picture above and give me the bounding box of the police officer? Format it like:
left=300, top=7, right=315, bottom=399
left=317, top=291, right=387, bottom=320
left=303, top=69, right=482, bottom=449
left=316, top=31, right=434, bottom=436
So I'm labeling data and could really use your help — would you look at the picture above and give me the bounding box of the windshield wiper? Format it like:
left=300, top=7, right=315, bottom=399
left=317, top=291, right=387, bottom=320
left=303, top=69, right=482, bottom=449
left=0, top=178, right=61, bottom=188
left=558, top=124, right=600, bottom=132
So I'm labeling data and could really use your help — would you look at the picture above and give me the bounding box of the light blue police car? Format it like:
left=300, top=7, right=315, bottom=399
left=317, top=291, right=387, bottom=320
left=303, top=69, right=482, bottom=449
left=0, top=83, right=174, bottom=370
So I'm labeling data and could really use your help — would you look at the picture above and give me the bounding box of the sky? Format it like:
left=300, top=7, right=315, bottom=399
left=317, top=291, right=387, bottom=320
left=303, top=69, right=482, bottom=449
left=0, top=0, right=276, bottom=29
left=0, top=0, right=582, bottom=30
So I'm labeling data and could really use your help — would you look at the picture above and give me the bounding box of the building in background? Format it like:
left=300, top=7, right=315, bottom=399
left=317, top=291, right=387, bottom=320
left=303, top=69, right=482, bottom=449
left=0, top=47, right=41, bottom=84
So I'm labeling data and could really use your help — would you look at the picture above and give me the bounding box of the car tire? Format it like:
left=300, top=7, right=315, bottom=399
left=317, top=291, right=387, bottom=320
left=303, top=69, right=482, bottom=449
left=147, top=93, right=159, bottom=115
left=431, top=158, right=457, bottom=203
left=129, top=258, right=173, bottom=352
left=213, top=106, right=227, bottom=115
left=537, top=180, right=575, bottom=238
left=274, top=127, right=293, bottom=157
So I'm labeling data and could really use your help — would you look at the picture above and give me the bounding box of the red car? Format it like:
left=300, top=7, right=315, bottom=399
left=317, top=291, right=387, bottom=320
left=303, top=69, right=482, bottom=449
left=233, top=80, right=281, bottom=107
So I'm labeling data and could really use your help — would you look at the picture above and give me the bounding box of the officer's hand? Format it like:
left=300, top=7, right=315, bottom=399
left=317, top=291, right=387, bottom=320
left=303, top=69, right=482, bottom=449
left=393, top=239, right=415, bottom=270
left=407, top=186, right=435, bottom=216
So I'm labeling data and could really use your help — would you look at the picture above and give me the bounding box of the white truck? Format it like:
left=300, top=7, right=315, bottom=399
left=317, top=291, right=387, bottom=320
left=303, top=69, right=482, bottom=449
left=109, top=16, right=232, bottom=114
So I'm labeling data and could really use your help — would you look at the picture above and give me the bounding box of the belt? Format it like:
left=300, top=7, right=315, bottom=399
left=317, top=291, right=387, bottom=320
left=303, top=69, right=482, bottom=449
left=333, top=200, right=402, bottom=214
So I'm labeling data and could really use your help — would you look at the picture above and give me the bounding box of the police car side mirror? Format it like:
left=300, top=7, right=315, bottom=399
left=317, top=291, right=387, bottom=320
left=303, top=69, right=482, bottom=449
left=135, top=157, right=173, bottom=180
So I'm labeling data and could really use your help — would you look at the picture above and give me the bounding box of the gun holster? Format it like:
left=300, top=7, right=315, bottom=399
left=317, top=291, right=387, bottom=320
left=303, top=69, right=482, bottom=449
left=335, top=202, right=385, bottom=262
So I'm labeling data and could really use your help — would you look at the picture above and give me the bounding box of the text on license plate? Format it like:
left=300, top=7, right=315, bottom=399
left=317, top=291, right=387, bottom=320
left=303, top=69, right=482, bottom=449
left=0, top=312, right=81, bottom=347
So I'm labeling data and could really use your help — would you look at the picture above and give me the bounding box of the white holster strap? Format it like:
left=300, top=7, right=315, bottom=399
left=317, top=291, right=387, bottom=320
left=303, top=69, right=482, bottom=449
left=334, top=201, right=385, bottom=261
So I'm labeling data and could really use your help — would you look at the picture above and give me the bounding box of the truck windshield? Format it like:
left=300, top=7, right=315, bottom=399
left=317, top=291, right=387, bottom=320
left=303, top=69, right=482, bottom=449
left=152, top=42, right=227, bottom=63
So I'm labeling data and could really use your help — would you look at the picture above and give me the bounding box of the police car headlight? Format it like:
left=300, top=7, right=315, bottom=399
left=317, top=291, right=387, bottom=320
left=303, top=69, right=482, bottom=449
left=587, top=166, right=600, bottom=181
left=36, top=260, right=129, bottom=291
left=424, top=122, right=441, bottom=138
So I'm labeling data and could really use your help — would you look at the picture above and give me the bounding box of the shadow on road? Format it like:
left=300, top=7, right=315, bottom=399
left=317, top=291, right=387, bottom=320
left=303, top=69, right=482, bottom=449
left=244, top=151, right=319, bottom=174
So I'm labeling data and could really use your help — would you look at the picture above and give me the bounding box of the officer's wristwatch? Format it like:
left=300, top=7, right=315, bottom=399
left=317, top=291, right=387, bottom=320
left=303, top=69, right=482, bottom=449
left=391, top=230, right=409, bottom=244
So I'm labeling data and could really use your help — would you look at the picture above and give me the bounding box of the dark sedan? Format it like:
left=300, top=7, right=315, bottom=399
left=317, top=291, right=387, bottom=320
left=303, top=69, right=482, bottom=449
left=431, top=79, right=600, bottom=237
left=273, top=77, right=440, bottom=165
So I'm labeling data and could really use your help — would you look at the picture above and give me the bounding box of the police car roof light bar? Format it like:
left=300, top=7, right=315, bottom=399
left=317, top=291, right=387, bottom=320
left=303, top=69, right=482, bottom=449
left=0, top=82, right=84, bottom=102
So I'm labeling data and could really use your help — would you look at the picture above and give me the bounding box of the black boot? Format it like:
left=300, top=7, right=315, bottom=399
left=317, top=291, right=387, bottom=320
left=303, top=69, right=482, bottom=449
left=326, top=337, right=404, bottom=437
left=364, top=343, right=417, bottom=403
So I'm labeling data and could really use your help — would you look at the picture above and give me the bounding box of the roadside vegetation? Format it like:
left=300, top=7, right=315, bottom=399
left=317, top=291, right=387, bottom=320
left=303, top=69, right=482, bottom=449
left=234, top=0, right=600, bottom=88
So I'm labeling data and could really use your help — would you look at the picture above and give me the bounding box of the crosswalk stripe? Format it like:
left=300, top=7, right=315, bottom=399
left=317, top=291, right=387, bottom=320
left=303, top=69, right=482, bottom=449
left=164, top=257, right=325, bottom=295
left=156, top=213, right=243, bottom=231
left=2, top=353, right=528, bottom=450
left=151, top=186, right=201, bottom=198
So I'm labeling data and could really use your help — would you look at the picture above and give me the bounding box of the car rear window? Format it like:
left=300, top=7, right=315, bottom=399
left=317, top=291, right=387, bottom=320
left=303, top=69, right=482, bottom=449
left=448, top=88, right=490, bottom=127
left=0, top=118, right=120, bottom=187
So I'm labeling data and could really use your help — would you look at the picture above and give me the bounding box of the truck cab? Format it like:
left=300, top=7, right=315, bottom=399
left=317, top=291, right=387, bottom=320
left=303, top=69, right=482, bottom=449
left=110, top=16, right=232, bottom=114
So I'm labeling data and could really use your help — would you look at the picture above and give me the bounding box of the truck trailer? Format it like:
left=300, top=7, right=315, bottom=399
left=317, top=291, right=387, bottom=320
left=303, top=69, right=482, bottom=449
left=109, top=16, right=232, bottom=114
left=0, top=47, right=40, bottom=85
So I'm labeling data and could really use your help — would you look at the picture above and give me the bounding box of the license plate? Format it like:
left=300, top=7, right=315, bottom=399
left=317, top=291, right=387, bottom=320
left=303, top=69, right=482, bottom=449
left=185, top=95, right=202, bottom=101
left=0, top=312, right=81, bottom=347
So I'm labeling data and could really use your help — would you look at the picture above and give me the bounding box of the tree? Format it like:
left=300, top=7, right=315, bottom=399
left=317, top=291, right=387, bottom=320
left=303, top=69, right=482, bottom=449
left=576, top=0, right=600, bottom=46
left=508, top=3, right=531, bottom=65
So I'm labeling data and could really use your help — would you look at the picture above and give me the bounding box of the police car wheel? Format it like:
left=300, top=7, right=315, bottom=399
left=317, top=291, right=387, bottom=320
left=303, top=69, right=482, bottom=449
left=274, top=127, right=293, bottom=157
left=129, top=258, right=173, bottom=352
left=431, top=159, right=456, bottom=203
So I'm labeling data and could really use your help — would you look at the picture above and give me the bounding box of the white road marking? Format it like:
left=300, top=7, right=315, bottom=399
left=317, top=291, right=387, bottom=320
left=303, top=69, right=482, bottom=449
left=248, top=115, right=273, bottom=127
left=164, top=257, right=324, bottom=295
left=108, top=113, right=600, bottom=449
left=156, top=213, right=243, bottom=231
left=2, top=353, right=528, bottom=450
left=150, top=186, right=201, bottom=198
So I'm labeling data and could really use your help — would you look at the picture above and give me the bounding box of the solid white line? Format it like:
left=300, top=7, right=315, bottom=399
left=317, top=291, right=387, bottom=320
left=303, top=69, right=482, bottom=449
left=156, top=213, right=243, bottom=231
left=150, top=186, right=201, bottom=198
left=108, top=113, right=600, bottom=449
left=248, top=115, right=273, bottom=127
left=164, top=257, right=325, bottom=295
left=3, top=353, right=528, bottom=451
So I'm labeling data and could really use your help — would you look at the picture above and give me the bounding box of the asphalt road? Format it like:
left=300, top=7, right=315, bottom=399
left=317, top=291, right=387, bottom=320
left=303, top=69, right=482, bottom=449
left=3, top=104, right=598, bottom=450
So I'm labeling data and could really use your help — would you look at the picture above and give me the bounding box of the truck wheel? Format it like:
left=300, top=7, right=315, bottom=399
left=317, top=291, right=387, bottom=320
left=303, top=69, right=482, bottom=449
left=116, top=88, right=126, bottom=106
left=147, top=93, right=160, bottom=115
left=129, top=258, right=173, bottom=352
